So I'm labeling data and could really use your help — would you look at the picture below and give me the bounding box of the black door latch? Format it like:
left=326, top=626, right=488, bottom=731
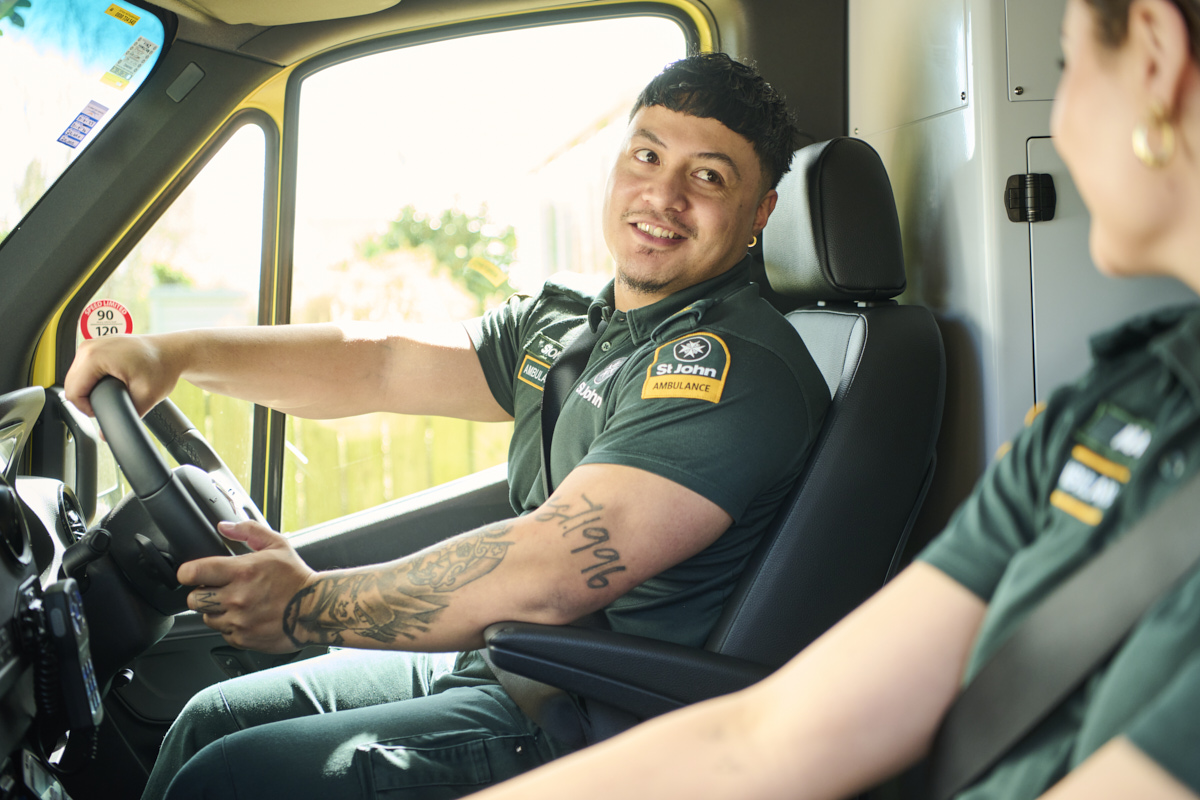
left=1004, top=173, right=1056, bottom=223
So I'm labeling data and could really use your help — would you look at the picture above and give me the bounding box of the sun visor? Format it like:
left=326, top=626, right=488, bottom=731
left=166, top=0, right=402, bottom=26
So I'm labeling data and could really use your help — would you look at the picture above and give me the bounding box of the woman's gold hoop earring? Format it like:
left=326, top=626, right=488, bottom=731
left=1132, top=103, right=1176, bottom=168
left=748, top=235, right=758, bottom=248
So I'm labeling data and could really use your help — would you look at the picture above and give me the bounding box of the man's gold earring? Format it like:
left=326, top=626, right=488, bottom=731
left=1132, top=102, right=1176, bottom=168
left=748, top=235, right=758, bottom=248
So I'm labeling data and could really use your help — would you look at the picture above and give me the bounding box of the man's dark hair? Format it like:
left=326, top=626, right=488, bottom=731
left=631, top=52, right=802, bottom=191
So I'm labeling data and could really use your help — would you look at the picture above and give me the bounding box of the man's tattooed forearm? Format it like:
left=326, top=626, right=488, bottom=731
left=283, top=573, right=448, bottom=648
left=540, top=494, right=627, bottom=589
left=282, top=522, right=514, bottom=648
left=408, top=522, right=513, bottom=591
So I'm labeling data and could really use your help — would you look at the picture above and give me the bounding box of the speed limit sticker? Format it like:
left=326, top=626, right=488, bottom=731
left=80, top=299, right=133, bottom=339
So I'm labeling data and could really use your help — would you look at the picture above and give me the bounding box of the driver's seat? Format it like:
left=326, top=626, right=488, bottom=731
left=484, top=136, right=946, bottom=744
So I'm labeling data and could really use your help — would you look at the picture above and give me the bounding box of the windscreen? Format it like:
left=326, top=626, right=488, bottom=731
left=0, top=0, right=166, bottom=243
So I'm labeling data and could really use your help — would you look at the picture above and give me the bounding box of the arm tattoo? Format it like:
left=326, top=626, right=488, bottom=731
left=282, top=522, right=514, bottom=648
left=537, top=494, right=627, bottom=589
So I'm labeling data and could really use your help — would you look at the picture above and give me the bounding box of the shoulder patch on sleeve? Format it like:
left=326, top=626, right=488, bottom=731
left=642, top=333, right=730, bottom=403
left=1024, top=402, right=1047, bottom=427
left=518, top=354, right=551, bottom=390
left=516, top=333, right=563, bottom=391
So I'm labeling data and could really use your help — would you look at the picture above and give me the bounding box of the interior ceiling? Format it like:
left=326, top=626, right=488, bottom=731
left=142, top=0, right=847, bottom=158
left=154, top=0, right=665, bottom=67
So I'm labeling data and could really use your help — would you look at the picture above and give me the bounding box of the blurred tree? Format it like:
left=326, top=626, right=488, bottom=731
left=358, top=205, right=517, bottom=311
left=152, top=261, right=193, bottom=286
left=0, top=0, right=32, bottom=33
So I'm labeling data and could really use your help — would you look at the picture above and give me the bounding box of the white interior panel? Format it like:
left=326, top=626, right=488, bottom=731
left=1027, top=137, right=1196, bottom=398
left=1005, top=0, right=1067, bottom=102
left=849, top=0, right=967, bottom=136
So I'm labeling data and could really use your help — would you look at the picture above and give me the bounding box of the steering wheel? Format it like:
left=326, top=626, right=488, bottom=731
left=89, top=376, right=261, bottom=614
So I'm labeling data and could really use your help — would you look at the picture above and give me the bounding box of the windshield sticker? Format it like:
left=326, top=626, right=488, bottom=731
left=80, top=299, right=133, bottom=339
left=57, top=100, right=109, bottom=149
left=466, top=256, right=507, bottom=288
left=642, top=332, right=730, bottom=403
left=101, top=35, right=158, bottom=89
left=105, top=3, right=140, bottom=25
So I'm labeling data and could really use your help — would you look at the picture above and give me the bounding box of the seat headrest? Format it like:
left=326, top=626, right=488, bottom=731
left=763, top=137, right=906, bottom=304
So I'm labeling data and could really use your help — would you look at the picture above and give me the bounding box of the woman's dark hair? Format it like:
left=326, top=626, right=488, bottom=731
left=631, top=52, right=801, bottom=191
left=1084, top=0, right=1200, bottom=58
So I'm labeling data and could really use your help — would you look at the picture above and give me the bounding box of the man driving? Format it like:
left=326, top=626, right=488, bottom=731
left=65, top=52, right=829, bottom=800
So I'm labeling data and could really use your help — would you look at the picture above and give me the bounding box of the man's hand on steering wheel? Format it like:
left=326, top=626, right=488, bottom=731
left=180, top=520, right=318, bottom=654
left=65, top=334, right=182, bottom=418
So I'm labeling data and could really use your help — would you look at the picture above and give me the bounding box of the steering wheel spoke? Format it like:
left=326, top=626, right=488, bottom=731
left=89, top=377, right=261, bottom=614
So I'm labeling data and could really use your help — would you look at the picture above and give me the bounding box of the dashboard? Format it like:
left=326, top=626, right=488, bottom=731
left=0, top=388, right=47, bottom=782
left=0, top=387, right=102, bottom=797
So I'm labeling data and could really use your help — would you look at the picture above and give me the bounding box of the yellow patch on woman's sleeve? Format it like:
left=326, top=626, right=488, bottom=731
left=1024, top=402, right=1047, bottom=427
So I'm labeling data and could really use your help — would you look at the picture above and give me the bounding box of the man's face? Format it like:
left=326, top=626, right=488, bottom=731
left=602, top=105, right=777, bottom=308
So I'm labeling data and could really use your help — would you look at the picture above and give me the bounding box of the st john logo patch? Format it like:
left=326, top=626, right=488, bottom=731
left=642, top=333, right=730, bottom=403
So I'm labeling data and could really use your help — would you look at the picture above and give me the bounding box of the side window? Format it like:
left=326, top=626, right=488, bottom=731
left=84, top=123, right=268, bottom=517
left=285, top=17, right=687, bottom=530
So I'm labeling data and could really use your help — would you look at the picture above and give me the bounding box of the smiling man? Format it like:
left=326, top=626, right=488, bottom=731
left=65, top=52, right=829, bottom=800
left=604, top=105, right=776, bottom=301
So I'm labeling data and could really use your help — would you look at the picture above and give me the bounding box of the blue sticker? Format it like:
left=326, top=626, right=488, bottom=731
left=57, top=101, right=109, bottom=149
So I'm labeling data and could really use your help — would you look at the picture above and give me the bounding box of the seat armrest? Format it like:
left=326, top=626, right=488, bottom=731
left=484, top=622, right=772, bottom=719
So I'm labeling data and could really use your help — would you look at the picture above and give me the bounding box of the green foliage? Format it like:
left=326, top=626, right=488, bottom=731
left=281, top=413, right=512, bottom=531
left=0, top=0, right=32, bottom=32
left=358, top=205, right=517, bottom=304
left=152, top=261, right=192, bottom=286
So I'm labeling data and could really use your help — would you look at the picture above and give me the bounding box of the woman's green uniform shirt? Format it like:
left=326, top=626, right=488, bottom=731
left=922, top=305, right=1200, bottom=797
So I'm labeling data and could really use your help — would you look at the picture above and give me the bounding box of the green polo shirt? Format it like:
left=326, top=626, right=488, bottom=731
left=467, top=257, right=829, bottom=647
left=921, top=305, right=1200, bottom=796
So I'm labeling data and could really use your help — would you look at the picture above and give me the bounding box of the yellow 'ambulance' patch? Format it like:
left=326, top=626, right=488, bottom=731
left=642, top=333, right=730, bottom=403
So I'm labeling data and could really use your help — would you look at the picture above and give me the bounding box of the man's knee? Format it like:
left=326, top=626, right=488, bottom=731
left=165, top=683, right=239, bottom=759
left=161, top=738, right=235, bottom=800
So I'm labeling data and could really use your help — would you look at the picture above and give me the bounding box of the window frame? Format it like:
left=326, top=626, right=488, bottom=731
left=54, top=109, right=281, bottom=512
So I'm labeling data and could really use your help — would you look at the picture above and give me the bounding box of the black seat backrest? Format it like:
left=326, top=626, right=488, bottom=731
left=705, top=137, right=946, bottom=667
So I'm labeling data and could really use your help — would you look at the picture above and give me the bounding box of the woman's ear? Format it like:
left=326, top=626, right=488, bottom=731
left=1127, top=0, right=1193, bottom=113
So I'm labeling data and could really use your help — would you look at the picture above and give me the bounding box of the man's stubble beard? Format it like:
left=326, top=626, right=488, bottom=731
left=615, top=263, right=674, bottom=297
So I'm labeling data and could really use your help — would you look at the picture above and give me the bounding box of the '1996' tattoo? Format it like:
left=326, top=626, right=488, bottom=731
left=282, top=522, right=514, bottom=648
left=535, top=494, right=627, bottom=589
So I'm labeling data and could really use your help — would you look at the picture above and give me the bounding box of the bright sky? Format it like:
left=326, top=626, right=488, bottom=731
left=292, top=17, right=687, bottom=289
left=0, top=0, right=164, bottom=229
